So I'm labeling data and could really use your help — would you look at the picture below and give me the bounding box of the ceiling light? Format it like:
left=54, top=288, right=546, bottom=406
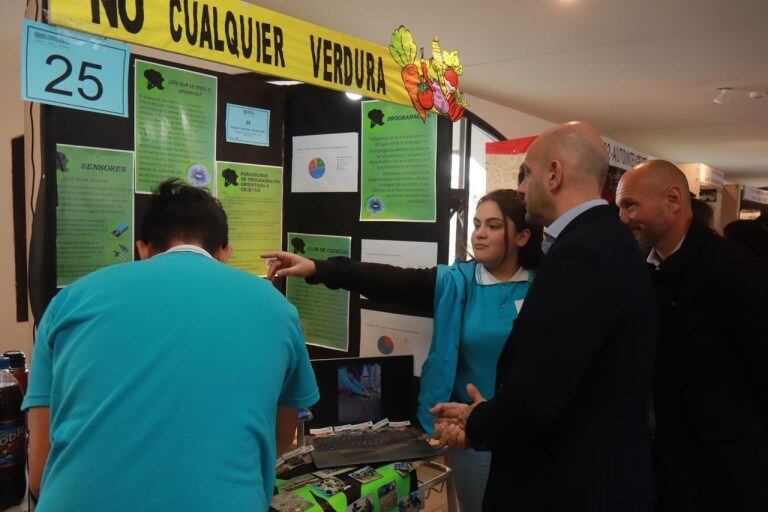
left=749, top=91, right=766, bottom=100
left=345, top=92, right=363, bottom=100
left=713, top=87, right=732, bottom=105
left=266, top=80, right=303, bottom=86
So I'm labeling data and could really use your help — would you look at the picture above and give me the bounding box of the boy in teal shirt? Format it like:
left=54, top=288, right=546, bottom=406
left=24, top=180, right=319, bottom=512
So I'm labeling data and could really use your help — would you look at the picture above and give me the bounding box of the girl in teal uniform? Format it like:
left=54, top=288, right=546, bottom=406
left=264, top=189, right=542, bottom=512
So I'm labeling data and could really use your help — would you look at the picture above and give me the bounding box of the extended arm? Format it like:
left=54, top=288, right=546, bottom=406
left=263, top=251, right=436, bottom=310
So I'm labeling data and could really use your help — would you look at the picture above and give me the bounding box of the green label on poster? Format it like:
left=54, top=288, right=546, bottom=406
left=135, top=60, right=217, bottom=194
left=55, top=144, right=134, bottom=287
left=217, top=162, right=282, bottom=276
left=360, top=100, right=437, bottom=222
left=286, top=233, right=351, bottom=351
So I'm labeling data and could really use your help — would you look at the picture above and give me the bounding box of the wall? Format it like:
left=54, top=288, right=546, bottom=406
left=677, top=164, right=702, bottom=197
left=0, top=2, right=33, bottom=356
left=463, top=93, right=555, bottom=139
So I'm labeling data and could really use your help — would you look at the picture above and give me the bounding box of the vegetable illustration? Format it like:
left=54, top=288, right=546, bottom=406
left=430, top=38, right=466, bottom=120
left=444, top=68, right=459, bottom=91
left=368, top=108, right=385, bottom=128
left=447, top=91, right=468, bottom=122
left=429, top=38, right=446, bottom=83
left=388, top=29, right=468, bottom=122
left=389, top=26, right=426, bottom=121
left=417, top=60, right=434, bottom=110
left=431, top=78, right=449, bottom=114
left=441, top=49, right=463, bottom=94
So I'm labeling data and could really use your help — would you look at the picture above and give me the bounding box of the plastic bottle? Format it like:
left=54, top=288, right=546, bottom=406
left=0, top=356, right=25, bottom=509
left=2, top=352, right=27, bottom=395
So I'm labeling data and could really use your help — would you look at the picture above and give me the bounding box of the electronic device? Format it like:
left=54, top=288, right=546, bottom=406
left=307, top=355, right=439, bottom=468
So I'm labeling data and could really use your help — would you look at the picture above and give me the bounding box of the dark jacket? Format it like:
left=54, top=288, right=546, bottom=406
left=466, top=205, right=657, bottom=512
left=651, top=220, right=768, bottom=512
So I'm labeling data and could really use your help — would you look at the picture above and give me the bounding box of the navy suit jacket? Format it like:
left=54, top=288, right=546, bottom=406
left=466, top=204, right=657, bottom=512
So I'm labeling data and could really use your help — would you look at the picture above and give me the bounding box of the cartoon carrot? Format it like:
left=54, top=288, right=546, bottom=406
left=388, top=26, right=426, bottom=121
left=402, top=63, right=425, bottom=120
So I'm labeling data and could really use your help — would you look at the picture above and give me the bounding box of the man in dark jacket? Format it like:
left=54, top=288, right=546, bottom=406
left=617, top=160, right=768, bottom=512
left=432, top=121, right=657, bottom=511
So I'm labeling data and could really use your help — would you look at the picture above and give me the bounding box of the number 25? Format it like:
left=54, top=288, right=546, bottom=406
left=45, top=55, right=104, bottom=101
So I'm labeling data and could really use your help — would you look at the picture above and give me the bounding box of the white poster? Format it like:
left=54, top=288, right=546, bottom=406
left=359, top=240, right=437, bottom=300
left=360, top=239, right=438, bottom=269
left=291, top=132, right=358, bottom=193
left=360, top=309, right=433, bottom=377
left=601, top=136, right=652, bottom=171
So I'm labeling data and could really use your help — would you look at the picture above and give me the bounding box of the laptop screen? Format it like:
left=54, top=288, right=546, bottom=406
left=338, top=362, right=382, bottom=423
left=307, top=355, right=415, bottom=432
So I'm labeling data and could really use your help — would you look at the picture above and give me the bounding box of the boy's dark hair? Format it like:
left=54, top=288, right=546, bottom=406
left=476, top=189, right=543, bottom=269
left=140, top=179, right=228, bottom=255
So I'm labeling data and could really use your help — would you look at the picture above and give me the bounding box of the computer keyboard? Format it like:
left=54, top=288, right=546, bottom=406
left=313, top=428, right=425, bottom=450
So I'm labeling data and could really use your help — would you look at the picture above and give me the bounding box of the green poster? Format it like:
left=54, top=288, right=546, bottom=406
left=360, top=100, right=437, bottom=222
left=286, top=233, right=351, bottom=351
left=217, top=162, right=282, bottom=276
left=55, top=144, right=134, bottom=287
left=135, top=60, right=217, bottom=194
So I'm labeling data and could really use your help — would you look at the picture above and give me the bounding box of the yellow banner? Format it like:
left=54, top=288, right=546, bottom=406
left=49, top=0, right=411, bottom=107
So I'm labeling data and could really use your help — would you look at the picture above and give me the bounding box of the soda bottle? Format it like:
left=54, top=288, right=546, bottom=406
left=2, top=352, right=27, bottom=395
left=0, top=356, right=25, bottom=509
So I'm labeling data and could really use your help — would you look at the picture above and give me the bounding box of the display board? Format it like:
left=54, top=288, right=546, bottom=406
left=30, top=55, right=284, bottom=321
left=31, top=58, right=453, bottom=368
left=282, top=85, right=452, bottom=360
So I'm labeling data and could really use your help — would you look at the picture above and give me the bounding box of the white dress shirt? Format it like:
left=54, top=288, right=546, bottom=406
left=541, top=199, right=609, bottom=254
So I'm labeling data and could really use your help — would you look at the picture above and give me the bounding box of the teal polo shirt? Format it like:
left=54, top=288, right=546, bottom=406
left=23, top=248, right=319, bottom=512
left=454, top=265, right=532, bottom=403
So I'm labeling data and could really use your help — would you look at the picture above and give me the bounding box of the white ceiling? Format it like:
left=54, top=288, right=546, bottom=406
left=250, top=0, right=768, bottom=181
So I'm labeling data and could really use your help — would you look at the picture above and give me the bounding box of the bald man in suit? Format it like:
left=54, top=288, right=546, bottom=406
left=432, top=122, right=657, bottom=511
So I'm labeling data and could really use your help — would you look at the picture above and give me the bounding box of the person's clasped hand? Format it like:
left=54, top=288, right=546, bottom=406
left=429, top=383, right=486, bottom=449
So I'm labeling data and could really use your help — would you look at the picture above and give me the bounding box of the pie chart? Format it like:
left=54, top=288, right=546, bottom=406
left=308, top=157, right=326, bottom=179
left=377, top=335, right=394, bottom=355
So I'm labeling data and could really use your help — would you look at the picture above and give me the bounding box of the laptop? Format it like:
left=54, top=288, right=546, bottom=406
left=307, top=355, right=440, bottom=468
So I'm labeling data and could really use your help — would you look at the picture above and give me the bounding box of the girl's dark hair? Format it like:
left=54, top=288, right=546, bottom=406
left=140, top=179, right=229, bottom=255
left=476, top=189, right=543, bottom=269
